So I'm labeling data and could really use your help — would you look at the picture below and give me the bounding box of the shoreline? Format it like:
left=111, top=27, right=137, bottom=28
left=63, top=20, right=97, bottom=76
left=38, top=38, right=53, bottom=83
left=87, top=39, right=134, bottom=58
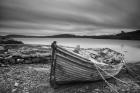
left=0, top=44, right=140, bottom=93
left=0, top=44, right=139, bottom=66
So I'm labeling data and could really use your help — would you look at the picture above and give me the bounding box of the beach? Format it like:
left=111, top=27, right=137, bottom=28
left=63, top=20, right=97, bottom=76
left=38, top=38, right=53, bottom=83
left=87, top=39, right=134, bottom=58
left=0, top=44, right=140, bottom=93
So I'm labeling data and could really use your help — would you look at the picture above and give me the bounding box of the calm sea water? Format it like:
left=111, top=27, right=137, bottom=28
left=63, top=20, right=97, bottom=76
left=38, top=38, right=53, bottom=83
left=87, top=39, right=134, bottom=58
left=15, top=38, right=140, bottom=63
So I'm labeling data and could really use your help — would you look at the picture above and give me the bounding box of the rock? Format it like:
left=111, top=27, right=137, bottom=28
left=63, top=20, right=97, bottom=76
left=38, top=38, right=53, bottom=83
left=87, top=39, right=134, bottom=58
left=12, top=88, right=17, bottom=93
left=24, top=60, right=31, bottom=64
left=0, top=46, right=4, bottom=50
left=14, top=82, right=19, bottom=87
left=8, top=58, right=16, bottom=64
left=32, top=58, right=40, bottom=63
left=94, top=89, right=100, bottom=91
left=17, top=59, right=24, bottom=63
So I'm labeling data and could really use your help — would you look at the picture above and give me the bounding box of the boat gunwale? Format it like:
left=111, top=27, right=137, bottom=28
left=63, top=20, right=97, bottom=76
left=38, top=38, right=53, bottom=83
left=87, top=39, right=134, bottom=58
left=56, top=45, right=123, bottom=66
left=56, top=53, right=96, bottom=70
left=57, top=46, right=90, bottom=62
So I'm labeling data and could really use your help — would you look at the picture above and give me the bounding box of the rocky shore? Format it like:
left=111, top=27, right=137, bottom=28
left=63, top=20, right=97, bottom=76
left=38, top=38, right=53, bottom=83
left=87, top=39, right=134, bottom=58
left=0, top=45, right=140, bottom=93
left=0, top=45, right=51, bottom=66
left=0, top=37, right=23, bottom=44
left=0, top=62, right=140, bottom=93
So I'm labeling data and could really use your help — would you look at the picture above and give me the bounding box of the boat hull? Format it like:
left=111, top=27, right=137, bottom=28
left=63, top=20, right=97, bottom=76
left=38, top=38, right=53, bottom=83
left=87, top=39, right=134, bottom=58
left=50, top=43, right=124, bottom=86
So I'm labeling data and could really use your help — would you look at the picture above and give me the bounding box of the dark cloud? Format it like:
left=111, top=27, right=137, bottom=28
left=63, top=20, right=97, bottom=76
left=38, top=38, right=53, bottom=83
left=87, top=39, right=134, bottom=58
left=0, top=0, right=140, bottom=35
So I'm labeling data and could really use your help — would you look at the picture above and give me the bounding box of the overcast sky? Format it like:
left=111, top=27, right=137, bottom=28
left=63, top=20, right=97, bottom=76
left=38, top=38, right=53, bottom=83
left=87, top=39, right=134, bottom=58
left=0, top=0, right=140, bottom=36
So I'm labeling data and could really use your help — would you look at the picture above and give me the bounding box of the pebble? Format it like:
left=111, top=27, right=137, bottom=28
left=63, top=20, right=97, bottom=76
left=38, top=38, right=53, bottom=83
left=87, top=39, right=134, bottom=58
left=0, top=46, right=4, bottom=50
left=14, top=82, right=19, bottom=87
left=94, top=88, right=100, bottom=91
left=12, top=88, right=17, bottom=93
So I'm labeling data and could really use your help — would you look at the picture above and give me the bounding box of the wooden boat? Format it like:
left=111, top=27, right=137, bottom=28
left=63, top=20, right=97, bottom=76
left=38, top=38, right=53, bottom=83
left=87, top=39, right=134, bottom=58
left=50, top=41, right=124, bottom=87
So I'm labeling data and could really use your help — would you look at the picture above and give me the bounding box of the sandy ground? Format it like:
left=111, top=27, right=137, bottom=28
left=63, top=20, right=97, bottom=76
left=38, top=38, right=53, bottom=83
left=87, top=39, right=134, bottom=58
left=0, top=63, right=140, bottom=93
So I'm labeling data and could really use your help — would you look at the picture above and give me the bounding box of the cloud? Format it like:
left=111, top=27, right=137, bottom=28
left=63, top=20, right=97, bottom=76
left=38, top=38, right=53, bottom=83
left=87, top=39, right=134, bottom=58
left=0, top=0, right=140, bottom=35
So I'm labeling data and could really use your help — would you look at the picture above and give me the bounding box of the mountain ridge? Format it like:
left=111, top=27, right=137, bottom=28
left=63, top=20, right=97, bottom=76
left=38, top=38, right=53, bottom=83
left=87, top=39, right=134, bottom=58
left=1, top=30, right=140, bottom=40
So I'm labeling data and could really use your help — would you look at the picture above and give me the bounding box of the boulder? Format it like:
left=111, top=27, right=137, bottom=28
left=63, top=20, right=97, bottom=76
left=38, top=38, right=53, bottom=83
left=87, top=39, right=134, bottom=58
left=0, top=46, right=4, bottom=50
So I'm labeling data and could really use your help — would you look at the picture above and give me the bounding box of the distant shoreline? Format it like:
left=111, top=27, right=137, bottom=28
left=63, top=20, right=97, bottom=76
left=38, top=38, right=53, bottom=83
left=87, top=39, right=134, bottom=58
left=14, top=37, right=140, bottom=42
left=1, top=30, right=140, bottom=40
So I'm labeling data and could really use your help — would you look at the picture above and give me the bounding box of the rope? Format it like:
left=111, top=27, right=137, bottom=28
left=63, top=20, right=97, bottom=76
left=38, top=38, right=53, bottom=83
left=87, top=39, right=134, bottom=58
left=123, top=59, right=140, bottom=83
left=94, top=63, right=119, bottom=93
left=86, top=49, right=131, bottom=85
left=96, top=63, right=130, bottom=85
left=124, top=60, right=139, bottom=76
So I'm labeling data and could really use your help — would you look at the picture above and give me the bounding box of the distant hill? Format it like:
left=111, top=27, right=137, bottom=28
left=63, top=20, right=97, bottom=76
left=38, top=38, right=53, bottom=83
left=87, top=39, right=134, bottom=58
left=5, top=34, right=78, bottom=38
left=1, top=30, right=140, bottom=40
left=0, top=36, right=23, bottom=44
left=47, top=34, right=77, bottom=38
left=5, top=35, right=43, bottom=38
left=115, top=30, right=140, bottom=40
left=85, top=30, right=140, bottom=40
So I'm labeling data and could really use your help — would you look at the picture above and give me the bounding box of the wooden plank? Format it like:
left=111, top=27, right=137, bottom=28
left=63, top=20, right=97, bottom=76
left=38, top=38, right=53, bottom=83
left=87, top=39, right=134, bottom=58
left=56, top=53, right=95, bottom=70
left=54, top=57, right=103, bottom=82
